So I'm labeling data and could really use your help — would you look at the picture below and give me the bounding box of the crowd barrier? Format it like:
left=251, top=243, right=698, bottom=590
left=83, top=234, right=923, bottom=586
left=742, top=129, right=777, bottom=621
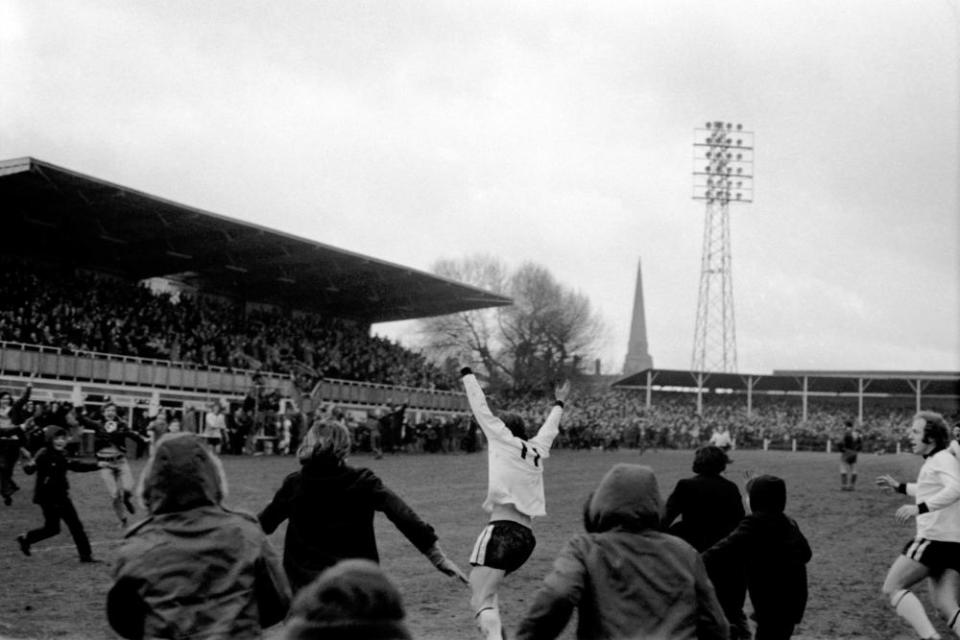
left=0, top=340, right=468, bottom=413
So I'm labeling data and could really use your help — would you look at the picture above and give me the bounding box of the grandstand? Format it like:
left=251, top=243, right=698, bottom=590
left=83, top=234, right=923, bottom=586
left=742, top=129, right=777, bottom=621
left=614, top=368, right=960, bottom=422
left=3, top=156, right=957, bottom=452
left=0, top=157, right=511, bottom=421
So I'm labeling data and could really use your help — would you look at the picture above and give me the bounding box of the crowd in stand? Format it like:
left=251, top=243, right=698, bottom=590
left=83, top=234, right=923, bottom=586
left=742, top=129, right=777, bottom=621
left=500, top=390, right=960, bottom=454
left=0, top=263, right=454, bottom=389
left=2, top=264, right=957, bottom=458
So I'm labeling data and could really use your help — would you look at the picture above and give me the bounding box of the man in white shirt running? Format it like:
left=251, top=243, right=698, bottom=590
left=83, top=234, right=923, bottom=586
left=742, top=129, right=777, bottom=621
left=877, top=411, right=960, bottom=639
left=460, top=366, right=569, bottom=640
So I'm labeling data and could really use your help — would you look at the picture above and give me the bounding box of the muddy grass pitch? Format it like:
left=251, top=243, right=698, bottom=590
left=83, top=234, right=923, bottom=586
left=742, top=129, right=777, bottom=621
left=0, top=448, right=941, bottom=639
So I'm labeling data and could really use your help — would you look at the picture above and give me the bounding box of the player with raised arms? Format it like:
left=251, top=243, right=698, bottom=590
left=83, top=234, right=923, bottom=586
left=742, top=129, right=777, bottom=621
left=460, top=364, right=569, bottom=640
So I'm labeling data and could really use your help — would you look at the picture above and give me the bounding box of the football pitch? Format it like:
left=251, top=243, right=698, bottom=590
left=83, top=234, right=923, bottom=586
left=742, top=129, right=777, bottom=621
left=0, top=447, right=942, bottom=639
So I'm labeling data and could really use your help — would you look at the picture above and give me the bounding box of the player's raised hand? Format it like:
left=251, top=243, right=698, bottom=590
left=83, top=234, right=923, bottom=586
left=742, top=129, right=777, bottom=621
left=555, top=380, right=571, bottom=404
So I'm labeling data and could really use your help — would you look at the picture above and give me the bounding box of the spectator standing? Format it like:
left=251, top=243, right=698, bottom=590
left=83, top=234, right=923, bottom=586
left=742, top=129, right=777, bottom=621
left=367, top=409, right=384, bottom=459
left=515, top=463, right=728, bottom=640
left=203, top=401, right=227, bottom=453
left=705, top=475, right=812, bottom=640
left=709, top=425, right=733, bottom=452
left=107, top=433, right=290, bottom=638
left=840, top=420, right=864, bottom=491
left=146, top=411, right=169, bottom=453
left=181, top=406, right=198, bottom=434
left=664, top=446, right=749, bottom=639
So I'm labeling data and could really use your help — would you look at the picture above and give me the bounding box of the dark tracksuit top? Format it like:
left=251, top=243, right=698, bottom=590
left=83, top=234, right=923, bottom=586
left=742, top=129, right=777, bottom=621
left=259, top=454, right=438, bottom=594
left=27, top=446, right=100, bottom=504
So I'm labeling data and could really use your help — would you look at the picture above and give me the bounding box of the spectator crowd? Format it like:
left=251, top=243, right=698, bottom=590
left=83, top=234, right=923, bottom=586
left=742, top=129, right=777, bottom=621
left=0, top=263, right=455, bottom=389
left=1, top=263, right=956, bottom=461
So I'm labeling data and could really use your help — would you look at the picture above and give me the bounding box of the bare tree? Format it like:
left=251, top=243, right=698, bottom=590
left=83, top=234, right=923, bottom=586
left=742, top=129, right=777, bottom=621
left=418, top=255, right=512, bottom=389
left=419, top=256, right=605, bottom=395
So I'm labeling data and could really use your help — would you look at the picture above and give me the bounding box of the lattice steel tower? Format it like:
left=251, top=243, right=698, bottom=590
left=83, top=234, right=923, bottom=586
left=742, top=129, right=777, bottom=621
left=691, top=121, right=754, bottom=373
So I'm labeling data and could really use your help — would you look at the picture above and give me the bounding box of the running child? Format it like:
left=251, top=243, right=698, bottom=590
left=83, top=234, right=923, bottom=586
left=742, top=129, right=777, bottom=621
left=460, top=366, right=569, bottom=640
left=78, top=402, right=146, bottom=528
left=16, top=427, right=112, bottom=562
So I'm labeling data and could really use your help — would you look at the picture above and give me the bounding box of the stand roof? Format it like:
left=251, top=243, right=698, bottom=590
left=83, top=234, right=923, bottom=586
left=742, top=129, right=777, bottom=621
left=0, top=157, right=511, bottom=323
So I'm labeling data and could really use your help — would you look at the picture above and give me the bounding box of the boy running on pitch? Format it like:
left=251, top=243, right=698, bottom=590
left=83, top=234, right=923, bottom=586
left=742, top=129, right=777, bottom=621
left=460, top=365, right=569, bottom=640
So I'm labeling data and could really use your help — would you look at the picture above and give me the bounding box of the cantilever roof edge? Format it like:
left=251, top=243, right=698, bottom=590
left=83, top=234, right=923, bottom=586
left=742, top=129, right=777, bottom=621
left=0, top=156, right=513, bottom=322
left=1, top=156, right=512, bottom=305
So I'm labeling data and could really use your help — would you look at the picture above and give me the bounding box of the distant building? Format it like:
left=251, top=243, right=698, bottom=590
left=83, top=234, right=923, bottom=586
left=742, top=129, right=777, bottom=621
left=622, top=257, right=654, bottom=375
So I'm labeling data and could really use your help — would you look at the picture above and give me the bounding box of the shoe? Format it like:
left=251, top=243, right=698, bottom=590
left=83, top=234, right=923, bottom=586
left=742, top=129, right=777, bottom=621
left=119, top=517, right=128, bottom=530
left=79, top=556, right=102, bottom=564
left=3, top=495, right=11, bottom=506
left=16, top=534, right=31, bottom=557
left=123, top=493, right=136, bottom=514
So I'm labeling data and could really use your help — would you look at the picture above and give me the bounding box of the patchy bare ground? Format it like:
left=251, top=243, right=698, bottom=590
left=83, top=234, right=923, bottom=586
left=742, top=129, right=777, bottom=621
left=0, top=448, right=938, bottom=639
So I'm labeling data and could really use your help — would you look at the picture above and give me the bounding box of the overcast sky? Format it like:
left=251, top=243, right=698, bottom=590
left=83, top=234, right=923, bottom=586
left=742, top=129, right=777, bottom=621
left=2, top=1, right=958, bottom=374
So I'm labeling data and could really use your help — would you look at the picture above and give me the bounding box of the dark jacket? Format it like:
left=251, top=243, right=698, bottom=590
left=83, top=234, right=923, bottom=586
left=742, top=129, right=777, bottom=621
left=516, top=464, right=729, bottom=640
left=663, top=473, right=745, bottom=552
left=24, top=446, right=99, bottom=504
left=78, top=414, right=145, bottom=455
left=703, top=475, right=811, bottom=624
left=108, top=434, right=290, bottom=639
left=259, top=453, right=438, bottom=594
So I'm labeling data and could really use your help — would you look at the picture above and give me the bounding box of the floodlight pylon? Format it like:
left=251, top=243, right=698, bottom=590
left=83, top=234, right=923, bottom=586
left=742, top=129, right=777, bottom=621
left=691, top=121, right=754, bottom=374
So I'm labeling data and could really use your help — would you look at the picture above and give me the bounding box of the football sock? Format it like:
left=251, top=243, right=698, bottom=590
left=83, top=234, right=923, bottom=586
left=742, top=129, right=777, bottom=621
left=891, top=589, right=939, bottom=639
left=476, top=606, right=503, bottom=640
left=841, top=473, right=847, bottom=487
left=850, top=473, right=857, bottom=488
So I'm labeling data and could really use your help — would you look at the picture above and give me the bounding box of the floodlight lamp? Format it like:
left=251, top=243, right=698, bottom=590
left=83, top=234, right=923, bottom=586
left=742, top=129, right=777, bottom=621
left=736, top=193, right=742, bottom=199
left=736, top=124, right=742, bottom=130
left=706, top=122, right=711, bottom=128
left=706, top=151, right=711, bottom=158
left=737, top=167, right=743, bottom=174
left=726, top=123, right=732, bottom=130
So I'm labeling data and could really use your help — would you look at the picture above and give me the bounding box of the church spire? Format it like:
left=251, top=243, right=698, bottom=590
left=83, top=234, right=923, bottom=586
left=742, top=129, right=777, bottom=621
left=623, top=257, right=654, bottom=374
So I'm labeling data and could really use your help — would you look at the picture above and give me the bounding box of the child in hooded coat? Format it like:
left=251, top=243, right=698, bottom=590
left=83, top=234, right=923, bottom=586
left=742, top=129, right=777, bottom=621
left=107, top=433, right=291, bottom=639
left=516, top=463, right=729, bottom=640
left=704, top=475, right=812, bottom=640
